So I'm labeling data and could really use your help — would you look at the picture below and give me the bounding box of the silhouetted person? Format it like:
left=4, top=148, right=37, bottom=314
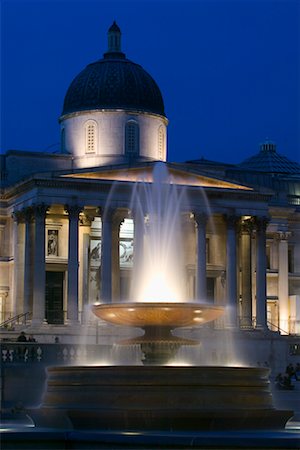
left=286, top=363, right=299, bottom=381
left=17, top=331, right=27, bottom=342
left=28, top=335, right=36, bottom=342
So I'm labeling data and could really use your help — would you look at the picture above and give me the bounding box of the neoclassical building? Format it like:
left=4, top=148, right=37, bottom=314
left=1, top=23, right=299, bottom=345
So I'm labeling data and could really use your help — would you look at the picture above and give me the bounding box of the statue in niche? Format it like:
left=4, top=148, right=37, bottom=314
left=47, top=230, right=58, bottom=256
left=90, top=241, right=101, bottom=265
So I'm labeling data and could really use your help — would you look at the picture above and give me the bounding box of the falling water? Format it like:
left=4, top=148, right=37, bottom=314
left=129, top=163, right=188, bottom=303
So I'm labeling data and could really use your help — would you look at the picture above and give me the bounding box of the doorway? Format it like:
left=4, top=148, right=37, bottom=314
left=45, top=271, right=64, bottom=324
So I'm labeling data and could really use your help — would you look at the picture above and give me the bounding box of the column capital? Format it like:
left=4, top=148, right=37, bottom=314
left=32, top=203, right=49, bottom=219
left=193, top=211, right=208, bottom=226
left=80, top=208, right=98, bottom=226
left=64, top=204, right=82, bottom=219
left=275, top=230, right=291, bottom=241
left=12, top=210, right=24, bottom=224
left=101, top=206, right=116, bottom=223
left=224, top=213, right=239, bottom=229
left=112, top=210, right=127, bottom=228
left=23, top=206, right=34, bottom=223
left=239, top=217, right=255, bottom=235
left=255, top=216, right=270, bottom=233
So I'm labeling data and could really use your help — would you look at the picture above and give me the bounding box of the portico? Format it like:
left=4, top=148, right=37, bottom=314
left=6, top=164, right=271, bottom=333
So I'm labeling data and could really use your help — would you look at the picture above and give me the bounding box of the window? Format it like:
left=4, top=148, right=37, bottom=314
left=158, top=126, right=165, bottom=160
left=85, top=121, right=97, bottom=153
left=125, top=120, right=139, bottom=156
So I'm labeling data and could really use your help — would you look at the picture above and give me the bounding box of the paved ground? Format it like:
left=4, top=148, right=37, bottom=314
left=271, top=377, right=300, bottom=428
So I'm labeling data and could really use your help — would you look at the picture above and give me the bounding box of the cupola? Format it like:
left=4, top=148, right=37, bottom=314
left=60, top=23, right=167, bottom=168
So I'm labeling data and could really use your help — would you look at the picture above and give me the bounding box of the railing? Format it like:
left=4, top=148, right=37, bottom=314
left=0, top=342, right=111, bottom=365
left=267, top=320, right=290, bottom=335
left=0, top=312, right=32, bottom=329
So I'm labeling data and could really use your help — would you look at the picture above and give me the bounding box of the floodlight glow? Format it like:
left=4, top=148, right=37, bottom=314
left=139, top=270, right=180, bottom=303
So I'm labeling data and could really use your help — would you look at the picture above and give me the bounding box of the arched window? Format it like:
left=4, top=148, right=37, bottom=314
left=125, top=120, right=139, bottom=156
left=85, top=120, right=97, bottom=153
left=158, top=126, right=165, bottom=160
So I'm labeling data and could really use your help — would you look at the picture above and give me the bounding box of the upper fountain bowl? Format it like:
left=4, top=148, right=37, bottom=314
left=92, top=302, right=224, bottom=328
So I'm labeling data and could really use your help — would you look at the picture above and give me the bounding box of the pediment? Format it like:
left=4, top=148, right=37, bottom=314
left=61, top=163, right=252, bottom=191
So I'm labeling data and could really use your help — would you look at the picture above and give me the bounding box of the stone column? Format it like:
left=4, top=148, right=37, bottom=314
left=32, top=204, right=48, bottom=325
left=0, top=221, right=5, bottom=257
left=65, top=205, right=82, bottom=323
left=11, top=211, right=23, bottom=317
left=23, top=207, right=34, bottom=317
left=133, top=209, right=145, bottom=285
left=100, top=208, right=114, bottom=302
left=239, top=218, right=254, bottom=329
left=255, top=216, right=268, bottom=330
left=277, top=231, right=290, bottom=334
left=194, top=212, right=207, bottom=300
left=112, top=212, right=125, bottom=302
left=224, top=214, right=239, bottom=328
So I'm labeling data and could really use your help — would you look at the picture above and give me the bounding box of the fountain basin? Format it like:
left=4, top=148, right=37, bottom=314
left=92, top=302, right=224, bottom=327
left=35, top=365, right=293, bottom=431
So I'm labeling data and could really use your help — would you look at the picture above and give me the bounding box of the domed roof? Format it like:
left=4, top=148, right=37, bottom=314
left=61, top=23, right=165, bottom=118
left=239, top=142, right=300, bottom=174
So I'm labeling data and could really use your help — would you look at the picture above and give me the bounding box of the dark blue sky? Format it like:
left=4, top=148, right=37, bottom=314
left=1, top=0, right=300, bottom=164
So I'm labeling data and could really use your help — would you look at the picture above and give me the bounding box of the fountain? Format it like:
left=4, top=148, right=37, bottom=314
left=35, top=164, right=293, bottom=432
left=93, top=302, right=223, bottom=365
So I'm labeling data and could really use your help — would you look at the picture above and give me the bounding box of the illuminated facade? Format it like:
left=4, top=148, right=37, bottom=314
left=0, top=23, right=299, bottom=345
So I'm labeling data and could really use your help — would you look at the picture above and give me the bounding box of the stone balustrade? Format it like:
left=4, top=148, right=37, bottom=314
left=0, top=342, right=111, bottom=365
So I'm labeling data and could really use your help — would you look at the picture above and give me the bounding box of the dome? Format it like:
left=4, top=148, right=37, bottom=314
left=239, top=142, right=300, bottom=174
left=61, top=23, right=165, bottom=118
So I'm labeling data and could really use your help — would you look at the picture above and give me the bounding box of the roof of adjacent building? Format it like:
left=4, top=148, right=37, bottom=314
left=238, top=142, right=300, bottom=174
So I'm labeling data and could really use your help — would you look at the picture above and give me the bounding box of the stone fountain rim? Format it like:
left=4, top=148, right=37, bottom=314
left=46, top=365, right=270, bottom=375
left=92, top=301, right=224, bottom=328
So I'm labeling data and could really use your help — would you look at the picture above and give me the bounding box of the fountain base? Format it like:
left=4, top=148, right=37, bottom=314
left=34, top=365, right=293, bottom=431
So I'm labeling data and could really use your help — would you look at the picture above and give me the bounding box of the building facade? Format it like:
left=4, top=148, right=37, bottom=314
left=0, top=23, right=299, bottom=346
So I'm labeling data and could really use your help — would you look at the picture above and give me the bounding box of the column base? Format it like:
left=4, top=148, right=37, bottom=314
left=254, top=324, right=270, bottom=333
left=65, top=319, right=81, bottom=327
left=224, top=323, right=238, bottom=330
left=30, top=318, right=48, bottom=328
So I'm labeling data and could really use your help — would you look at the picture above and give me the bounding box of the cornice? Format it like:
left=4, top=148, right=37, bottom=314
left=0, top=175, right=274, bottom=207
left=59, top=108, right=169, bottom=125
left=0, top=177, right=115, bottom=200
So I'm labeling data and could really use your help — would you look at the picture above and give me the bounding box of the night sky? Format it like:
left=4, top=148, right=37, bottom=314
left=1, top=0, right=300, bottom=164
